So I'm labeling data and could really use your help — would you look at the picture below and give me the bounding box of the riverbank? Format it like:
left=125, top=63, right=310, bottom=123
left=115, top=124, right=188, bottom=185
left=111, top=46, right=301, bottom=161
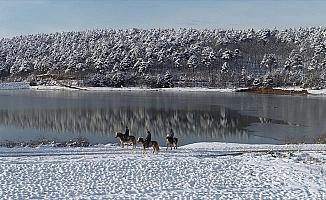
left=30, top=85, right=237, bottom=93
left=236, top=87, right=309, bottom=95
left=1, top=81, right=326, bottom=95
left=29, top=85, right=326, bottom=96
left=0, top=142, right=325, bottom=199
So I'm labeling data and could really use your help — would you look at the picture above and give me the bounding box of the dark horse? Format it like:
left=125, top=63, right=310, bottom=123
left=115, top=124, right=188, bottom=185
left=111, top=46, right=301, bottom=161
left=166, top=136, right=178, bottom=150
left=137, top=137, right=160, bottom=154
left=115, top=132, right=136, bottom=149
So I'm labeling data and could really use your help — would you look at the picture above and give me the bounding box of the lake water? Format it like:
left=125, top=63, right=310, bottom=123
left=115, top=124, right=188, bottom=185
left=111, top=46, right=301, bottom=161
left=0, top=90, right=325, bottom=146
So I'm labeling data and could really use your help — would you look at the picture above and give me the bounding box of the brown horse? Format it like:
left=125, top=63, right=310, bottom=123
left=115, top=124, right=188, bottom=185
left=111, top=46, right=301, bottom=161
left=115, top=132, right=136, bottom=149
left=137, top=137, right=160, bottom=154
left=166, top=136, right=178, bottom=150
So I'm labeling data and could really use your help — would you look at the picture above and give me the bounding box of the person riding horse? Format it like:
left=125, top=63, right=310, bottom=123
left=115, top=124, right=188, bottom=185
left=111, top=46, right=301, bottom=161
left=144, top=130, right=151, bottom=148
left=137, top=129, right=159, bottom=153
left=166, top=128, right=174, bottom=140
left=124, top=126, right=130, bottom=140
left=166, top=128, right=178, bottom=150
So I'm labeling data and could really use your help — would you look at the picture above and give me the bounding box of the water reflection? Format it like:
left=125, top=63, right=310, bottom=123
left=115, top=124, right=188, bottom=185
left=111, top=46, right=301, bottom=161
left=0, top=104, right=290, bottom=145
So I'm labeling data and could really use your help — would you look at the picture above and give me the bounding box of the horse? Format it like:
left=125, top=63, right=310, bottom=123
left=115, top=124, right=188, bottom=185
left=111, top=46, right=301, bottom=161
left=137, top=137, right=160, bottom=154
left=166, top=136, right=178, bottom=150
left=115, top=132, right=136, bottom=149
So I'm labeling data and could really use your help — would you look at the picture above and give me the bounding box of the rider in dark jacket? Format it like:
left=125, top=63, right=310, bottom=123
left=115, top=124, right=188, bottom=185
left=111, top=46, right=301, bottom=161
left=167, top=128, right=174, bottom=140
left=125, top=126, right=129, bottom=140
left=144, top=130, right=151, bottom=147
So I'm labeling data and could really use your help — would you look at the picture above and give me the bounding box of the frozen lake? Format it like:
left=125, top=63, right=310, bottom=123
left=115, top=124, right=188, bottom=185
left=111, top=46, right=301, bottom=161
left=0, top=90, right=325, bottom=145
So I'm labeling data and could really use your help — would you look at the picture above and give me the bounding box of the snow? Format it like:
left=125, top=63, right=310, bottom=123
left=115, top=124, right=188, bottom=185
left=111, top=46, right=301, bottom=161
left=274, top=86, right=305, bottom=91
left=25, top=84, right=326, bottom=96
left=30, top=85, right=79, bottom=91
left=2, top=27, right=326, bottom=89
left=0, top=82, right=29, bottom=90
left=30, top=85, right=236, bottom=93
left=0, top=142, right=325, bottom=199
left=28, top=84, right=326, bottom=96
left=183, top=142, right=326, bottom=152
left=275, top=86, right=326, bottom=95
left=307, top=89, right=326, bottom=95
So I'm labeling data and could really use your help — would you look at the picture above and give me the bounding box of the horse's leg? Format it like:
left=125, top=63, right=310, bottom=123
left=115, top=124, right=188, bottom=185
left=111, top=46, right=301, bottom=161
left=143, top=146, right=146, bottom=154
left=132, top=141, right=136, bottom=154
left=141, top=145, right=147, bottom=157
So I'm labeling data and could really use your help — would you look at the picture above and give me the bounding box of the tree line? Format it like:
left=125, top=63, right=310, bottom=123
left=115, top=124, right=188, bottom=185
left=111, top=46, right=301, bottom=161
left=0, top=27, right=325, bottom=88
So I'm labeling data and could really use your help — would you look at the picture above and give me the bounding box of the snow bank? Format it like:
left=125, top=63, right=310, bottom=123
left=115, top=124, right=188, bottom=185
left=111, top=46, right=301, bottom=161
left=0, top=82, right=29, bottom=90
left=308, top=89, right=326, bottom=95
left=182, top=142, right=326, bottom=152
left=30, top=85, right=236, bottom=93
left=30, top=85, right=82, bottom=91
left=274, top=86, right=326, bottom=95
left=28, top=85, right=326, bottom=96
left=85, top=87, right=236, bottom=93
left=0, top=143, right=325, bottom=199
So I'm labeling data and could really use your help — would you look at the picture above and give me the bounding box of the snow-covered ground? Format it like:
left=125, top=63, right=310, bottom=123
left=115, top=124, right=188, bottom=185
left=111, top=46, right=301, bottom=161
left=0, top=81, right=320, bottom=95
left=0, top=142, right=325, bottom=199
left=30, top=85, right=236, bottom=93
left=0, top=82, right=29, bottom=90
left=28, top=84, right=326, bottom=95
left=275, top=86, right=326, bottom=95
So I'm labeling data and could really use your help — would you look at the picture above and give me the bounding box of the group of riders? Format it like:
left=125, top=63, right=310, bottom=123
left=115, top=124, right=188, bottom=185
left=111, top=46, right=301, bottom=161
left=123, top=126, right=175, bottom=148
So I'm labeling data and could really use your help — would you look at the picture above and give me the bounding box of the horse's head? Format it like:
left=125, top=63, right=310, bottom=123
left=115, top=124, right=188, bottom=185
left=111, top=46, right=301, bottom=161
left=137, top=137, right=144, bottom=143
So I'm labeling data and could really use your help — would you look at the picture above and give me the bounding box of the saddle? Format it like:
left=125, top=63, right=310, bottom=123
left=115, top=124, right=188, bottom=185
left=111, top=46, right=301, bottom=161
left=123, top=134, right=130, bottom=141
left=144, top=141, right=152, bottom=148
left=166, top=136, right=176, bottom=142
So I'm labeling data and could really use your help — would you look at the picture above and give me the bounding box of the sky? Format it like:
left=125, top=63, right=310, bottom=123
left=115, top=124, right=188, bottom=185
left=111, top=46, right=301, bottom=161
left=0, top=0, right=326, bottom=38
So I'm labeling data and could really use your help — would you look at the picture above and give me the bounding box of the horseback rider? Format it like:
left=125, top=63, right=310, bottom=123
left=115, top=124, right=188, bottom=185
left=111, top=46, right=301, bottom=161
left=167, top=128, right=174, bottom=139
left=144, top=130, right=151, bottom=148
left=124, top=126, right=129, bottom=140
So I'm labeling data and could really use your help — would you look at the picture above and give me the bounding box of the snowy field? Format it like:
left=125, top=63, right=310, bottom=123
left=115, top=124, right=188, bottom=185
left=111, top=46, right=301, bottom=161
left=0, top=143, right=325, bottom=199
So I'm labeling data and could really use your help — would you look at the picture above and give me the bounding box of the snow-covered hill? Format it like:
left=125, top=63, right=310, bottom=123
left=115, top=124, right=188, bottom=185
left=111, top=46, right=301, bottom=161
left=1, top=28, right=326, bottom=88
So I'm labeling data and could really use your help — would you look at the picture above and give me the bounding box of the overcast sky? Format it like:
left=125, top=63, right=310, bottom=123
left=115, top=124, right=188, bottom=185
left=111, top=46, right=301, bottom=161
left=0, top=0, right=326, bottom=38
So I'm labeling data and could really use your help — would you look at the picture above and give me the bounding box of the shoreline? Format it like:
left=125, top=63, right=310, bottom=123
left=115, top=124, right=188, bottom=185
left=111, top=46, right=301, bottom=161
left=29, top=85, right=326, bottom=95
left=30, top=85, right=238, bottom=93
left=0, top=82, right=325, bottom=95
left=1, top=141, right=325, bottom=151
